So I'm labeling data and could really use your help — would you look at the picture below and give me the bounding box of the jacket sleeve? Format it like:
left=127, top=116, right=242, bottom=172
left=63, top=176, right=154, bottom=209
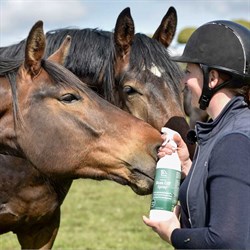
left=171, top=133, right=250, bottom=249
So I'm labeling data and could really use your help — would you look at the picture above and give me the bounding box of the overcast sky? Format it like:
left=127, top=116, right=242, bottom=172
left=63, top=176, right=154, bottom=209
left=0, top=0, right=249, bottom=48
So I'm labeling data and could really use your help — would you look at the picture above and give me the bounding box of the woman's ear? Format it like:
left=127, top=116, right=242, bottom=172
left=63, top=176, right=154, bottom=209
left=208, top=69, right=220, bottom=88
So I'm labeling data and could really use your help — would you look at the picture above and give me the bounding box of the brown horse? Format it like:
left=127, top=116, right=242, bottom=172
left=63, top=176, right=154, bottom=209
left=0, top=21, right=162, bottom=248
left=112, top=7, right=195, bottom=157
left=0, top=7, right=195, bottom=158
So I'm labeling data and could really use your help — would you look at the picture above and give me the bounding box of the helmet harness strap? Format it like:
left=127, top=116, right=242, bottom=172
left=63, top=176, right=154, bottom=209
left=198, top=64, right=212, bottom=110
left=198, top=64, right=235, bottom=110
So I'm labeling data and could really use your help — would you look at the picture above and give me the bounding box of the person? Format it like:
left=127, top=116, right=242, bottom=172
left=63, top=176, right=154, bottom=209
left=143, top=20, right=250, bottom=249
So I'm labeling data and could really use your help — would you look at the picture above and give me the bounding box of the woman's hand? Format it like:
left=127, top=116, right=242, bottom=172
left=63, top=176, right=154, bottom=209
left=142, top=205, right=181, bottom=245
left=157, top=133, right=192, bottom=178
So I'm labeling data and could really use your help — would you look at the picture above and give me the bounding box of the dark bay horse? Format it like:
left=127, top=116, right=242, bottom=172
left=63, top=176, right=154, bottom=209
left=0, top=7, right=195, bottom=158
left=0, top=21, right=162, bottom=249
left=112, top=7, right=195, bottom=157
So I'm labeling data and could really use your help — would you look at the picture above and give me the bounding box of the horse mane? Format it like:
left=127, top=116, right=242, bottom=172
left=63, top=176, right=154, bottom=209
left=0, top=28, right=184, bottom=106
left=0, top=41, right=26, bottom=59
left=0, top=28, right=116, bottom=103
left=128, top=33, right=184, bottom=103
left=44, top=30, right=184, bottom=104
left=42, top=59, right=92, bottom=94
left=45, top=28, right=116, bottom=103
left=0, top=57, right=23, bottom=75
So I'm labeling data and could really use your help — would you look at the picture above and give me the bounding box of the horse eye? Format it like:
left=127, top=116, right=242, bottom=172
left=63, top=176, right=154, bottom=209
left=60, top=94, right=79, bottom=103
left=123, top=86, right=136, bottom=95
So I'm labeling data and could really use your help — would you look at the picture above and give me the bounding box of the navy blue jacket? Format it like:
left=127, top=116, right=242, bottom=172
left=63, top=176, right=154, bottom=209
left=171, top=96, right=250, bottom=249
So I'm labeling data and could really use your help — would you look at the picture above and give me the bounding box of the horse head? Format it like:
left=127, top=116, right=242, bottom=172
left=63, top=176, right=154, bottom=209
left=113, top=7, right=185, bottom=130
left=113, top=7, right=195, bottom=158
left=0, top=21, right=162, bottom=195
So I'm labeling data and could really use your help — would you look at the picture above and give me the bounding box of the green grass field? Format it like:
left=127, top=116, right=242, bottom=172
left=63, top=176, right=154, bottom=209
left=0, top=179, right=173, bottom=250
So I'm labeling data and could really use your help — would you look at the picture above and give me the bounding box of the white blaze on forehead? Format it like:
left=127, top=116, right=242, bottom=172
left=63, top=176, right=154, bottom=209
left=142, top=63, right=162, bottom=78
left=150, top=64, right=162, bottom=78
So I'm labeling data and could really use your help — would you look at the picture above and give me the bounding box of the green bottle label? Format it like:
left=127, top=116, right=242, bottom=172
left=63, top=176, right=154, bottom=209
left=151, top=168, right=181, bottom=212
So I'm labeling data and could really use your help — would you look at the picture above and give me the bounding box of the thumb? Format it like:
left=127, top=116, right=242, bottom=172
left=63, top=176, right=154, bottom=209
left=173, top=134, right=185, bottom=148
left=173, top=134, right=183, bottom=147
left=142, top=215, right=154, bottom=227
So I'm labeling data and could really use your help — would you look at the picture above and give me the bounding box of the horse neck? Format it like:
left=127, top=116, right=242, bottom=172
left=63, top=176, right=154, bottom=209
left=0, top=153, right=73, bottom=205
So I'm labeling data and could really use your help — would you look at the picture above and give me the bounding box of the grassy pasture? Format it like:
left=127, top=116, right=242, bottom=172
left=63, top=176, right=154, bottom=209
left=0, top=180, right=173, bottom=250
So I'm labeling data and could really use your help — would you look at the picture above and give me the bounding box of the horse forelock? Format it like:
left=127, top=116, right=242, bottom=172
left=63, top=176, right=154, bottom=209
left=128, top=33, right=184, bottom=101
left=0, top=58, right=23, bottom=123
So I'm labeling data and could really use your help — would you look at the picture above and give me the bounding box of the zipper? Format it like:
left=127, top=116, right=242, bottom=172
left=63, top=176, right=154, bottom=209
left=186, top=143, right=200, bottom=228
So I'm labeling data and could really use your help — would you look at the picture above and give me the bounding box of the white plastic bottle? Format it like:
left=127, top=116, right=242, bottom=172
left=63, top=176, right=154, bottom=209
left=149, top=127, right=181, bottom=221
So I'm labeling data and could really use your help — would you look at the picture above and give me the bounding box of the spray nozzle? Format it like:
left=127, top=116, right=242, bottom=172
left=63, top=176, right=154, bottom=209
left=161, top=127, right=180, bottom=148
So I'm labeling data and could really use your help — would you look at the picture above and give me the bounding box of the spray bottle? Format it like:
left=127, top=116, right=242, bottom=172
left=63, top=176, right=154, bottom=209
left=149, top=127, right=181, bottom=221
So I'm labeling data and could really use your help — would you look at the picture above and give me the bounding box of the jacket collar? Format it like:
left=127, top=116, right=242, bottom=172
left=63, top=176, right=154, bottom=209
left=195, top=96, right=248, bottom=143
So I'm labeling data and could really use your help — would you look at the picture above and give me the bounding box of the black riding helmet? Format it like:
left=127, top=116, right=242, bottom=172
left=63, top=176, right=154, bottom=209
left=171, top=20, right=250, bottom=110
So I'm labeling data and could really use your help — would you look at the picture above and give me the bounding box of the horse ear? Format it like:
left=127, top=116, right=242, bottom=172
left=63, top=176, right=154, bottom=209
left=114, top=7, right=135, bottom=59
left=24, top=20, right=46, bottom=77
left=48, top=35, right=71, bottom=65
left=152, top=7, right=177, bottom=48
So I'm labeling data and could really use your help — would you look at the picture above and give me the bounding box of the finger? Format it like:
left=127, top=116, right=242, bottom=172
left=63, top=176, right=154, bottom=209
left=158, top=149, right=174, bottom=157
left=157, top=152, right=165, bottom=158
left=158, top=146, right=174, bottom=153
left=161, top=134, right=167, bottom=140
